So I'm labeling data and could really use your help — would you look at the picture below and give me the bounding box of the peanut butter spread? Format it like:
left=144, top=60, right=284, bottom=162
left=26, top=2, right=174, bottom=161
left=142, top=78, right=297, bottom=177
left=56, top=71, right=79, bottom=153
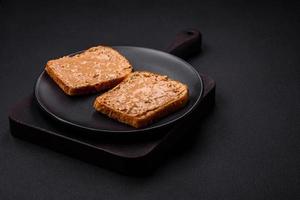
left=97, top=72, right=188, bottom=116
left=47, top=46, right=132, bottom=88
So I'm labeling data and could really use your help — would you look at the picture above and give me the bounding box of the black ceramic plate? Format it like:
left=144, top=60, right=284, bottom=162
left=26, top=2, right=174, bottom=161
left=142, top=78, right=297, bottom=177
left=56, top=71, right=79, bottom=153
left=34, top=46, right=203, bottom=134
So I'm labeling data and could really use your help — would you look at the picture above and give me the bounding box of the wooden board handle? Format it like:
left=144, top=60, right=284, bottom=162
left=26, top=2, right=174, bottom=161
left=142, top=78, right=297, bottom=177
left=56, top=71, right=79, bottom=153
left=166, top=28, right=202, bottom=59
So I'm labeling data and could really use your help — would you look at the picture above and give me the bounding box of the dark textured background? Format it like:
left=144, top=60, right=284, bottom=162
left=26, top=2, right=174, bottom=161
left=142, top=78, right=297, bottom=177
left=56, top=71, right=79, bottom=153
left=0, top=0, right=299, bottom=199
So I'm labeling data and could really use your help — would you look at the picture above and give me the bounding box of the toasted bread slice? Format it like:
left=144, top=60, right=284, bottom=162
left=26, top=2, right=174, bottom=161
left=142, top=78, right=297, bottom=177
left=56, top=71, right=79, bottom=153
left=45, top=46, right=132, bottom=95
left=93, top=71, right=189, bottom=128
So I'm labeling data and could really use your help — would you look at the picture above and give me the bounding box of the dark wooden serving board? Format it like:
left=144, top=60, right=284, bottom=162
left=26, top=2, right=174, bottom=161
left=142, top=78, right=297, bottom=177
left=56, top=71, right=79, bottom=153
left=9, top=74, right=215, bottom=175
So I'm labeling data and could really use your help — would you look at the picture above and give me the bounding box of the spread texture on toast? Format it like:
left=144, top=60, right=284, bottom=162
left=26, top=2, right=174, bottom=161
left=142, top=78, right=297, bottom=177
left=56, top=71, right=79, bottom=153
left=94, top=71, right=189, bottom=128
left=45, top=46, right=132, bottom=95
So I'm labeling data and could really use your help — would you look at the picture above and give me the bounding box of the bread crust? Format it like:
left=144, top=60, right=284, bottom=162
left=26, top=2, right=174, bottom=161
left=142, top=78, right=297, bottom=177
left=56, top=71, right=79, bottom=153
left=45, top=46, right=132, bottom=96
left=93, top=71, right=189, bottom=128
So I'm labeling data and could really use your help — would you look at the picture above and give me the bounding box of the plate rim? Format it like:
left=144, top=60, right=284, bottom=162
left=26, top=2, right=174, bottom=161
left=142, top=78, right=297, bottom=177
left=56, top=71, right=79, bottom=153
left=34, top=46, right=203, bottom=133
